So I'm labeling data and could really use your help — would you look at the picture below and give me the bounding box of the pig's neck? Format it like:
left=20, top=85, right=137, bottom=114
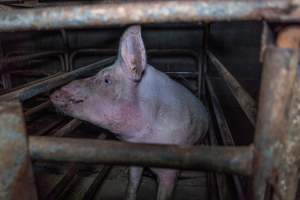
left=115, top=65, right=165, bottom=142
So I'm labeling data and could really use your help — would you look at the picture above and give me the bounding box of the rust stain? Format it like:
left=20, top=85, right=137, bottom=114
left=277, top=26, right=300, bottom=49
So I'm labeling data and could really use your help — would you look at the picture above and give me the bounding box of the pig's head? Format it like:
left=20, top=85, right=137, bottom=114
left=50, top=25, right=147, bottom=134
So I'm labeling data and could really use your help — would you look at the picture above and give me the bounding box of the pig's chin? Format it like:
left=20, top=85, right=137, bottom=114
left=52, top=103, right=77, bottom=118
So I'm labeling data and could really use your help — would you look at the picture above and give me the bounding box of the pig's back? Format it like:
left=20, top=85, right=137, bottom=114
left=138, top=65, right=209, bottom=145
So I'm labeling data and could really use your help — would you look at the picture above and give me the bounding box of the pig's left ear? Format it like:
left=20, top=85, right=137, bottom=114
left=119, top=25, right=146, bottom=81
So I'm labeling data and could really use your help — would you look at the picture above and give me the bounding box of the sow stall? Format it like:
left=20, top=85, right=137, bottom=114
left=0, top=1, right=299, bottom=200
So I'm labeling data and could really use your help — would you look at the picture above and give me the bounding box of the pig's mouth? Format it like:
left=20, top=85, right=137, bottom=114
left=69, top=98, right=84, bottom=104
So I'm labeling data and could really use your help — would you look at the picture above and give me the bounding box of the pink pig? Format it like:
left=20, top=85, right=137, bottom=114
left=51, top=25, right=209, bottom=200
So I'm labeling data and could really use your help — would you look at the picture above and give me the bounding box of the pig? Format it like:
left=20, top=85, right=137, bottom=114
left=50, top=25, right=209, bottom=200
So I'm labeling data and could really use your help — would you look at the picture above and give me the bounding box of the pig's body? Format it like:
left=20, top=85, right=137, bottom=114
left=116, top=64, right=208, bottom=145
left=51, top=26, right=208, bottom=200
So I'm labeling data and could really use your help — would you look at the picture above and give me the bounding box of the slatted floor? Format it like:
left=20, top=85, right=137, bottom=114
left=35, top=165, right=208, bottom=200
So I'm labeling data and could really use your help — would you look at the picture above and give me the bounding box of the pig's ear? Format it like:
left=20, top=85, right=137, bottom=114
left=119, top=25, right=146, bottom=81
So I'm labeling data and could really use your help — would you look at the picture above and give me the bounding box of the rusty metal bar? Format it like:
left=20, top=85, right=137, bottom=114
left=35, top=119, right=64, bottom=136
left=206, top=77, right=246, bottom=200
left=200, top=24, right=210, bottom=98
left=252, top=46, right=299, bottom=200
left=207, top=51, right=257, bottom=126
left=0, top=100, right=38, bottom=200
left=46, top=163, right=79, bottom=200
left=278, top=63, right=300, bottom=200
left=47, top=134, right=108, bottom=199
left=82, top=165, right=112, bottom=200
left=29, top=136, right=253, bottom=176
left=44, top=121, right=83, bottom=199
left=0, top=1, right=296, bottom=32
left=0, top=51, right=65, bottom=74
left=0, top=56, right=115, bottom=101
left=69, top=48, right=198, bottom=69
left=24, top=100, right=51, bottom=118
left=52, top=119, right=82, bottom=137
left=0, top=51, right=63, bottom=67
left=208, top=127, right=229, bottom=200
left=260, top=22, right=274, bottom=62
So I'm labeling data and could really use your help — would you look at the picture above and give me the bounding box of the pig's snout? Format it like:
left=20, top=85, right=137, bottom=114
left=51, top=84, right=87, bottom=108
left=50, top=88, right=71, bottom=107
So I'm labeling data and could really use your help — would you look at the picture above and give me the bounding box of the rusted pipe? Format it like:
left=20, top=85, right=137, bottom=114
left=53, top=119, right=82, bottom=137
left=35, top=119, right=64, bottom=136
left=46, top=134, right=108, bottom=199
left=69, top=48, right=199, bottom=69
left=0, top=56, right=115, bottom=101
left=276, top=26, right=300, bottom=49
left=46, top=164, right=79, bottom=200
left=0, top=1, right=295, bottom=32
left=206, top=77, right=246, bottom=200
left=29, top=136, right=253, bottom=176
left=252, top=47, right=299, bottom=200
left=82, top=165, right=112, bottom=200
left=0, top=51, right=64, bottom=74
left=24, top=100, right=51, bottom=118
left=207, top=51, right=257, bottom=126
left=0, top=101, right=38, bottom=200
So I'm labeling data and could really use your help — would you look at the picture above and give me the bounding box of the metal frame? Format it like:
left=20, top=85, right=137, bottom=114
left=0, top=1, right=299, bottom=199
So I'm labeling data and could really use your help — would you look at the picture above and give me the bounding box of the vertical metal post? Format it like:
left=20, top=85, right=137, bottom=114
left=0, top=40, right=12, bottom=89
left=252, top=46, right=299, bottom=200
left=0, top=100, right=38, bottom=200
left=199, top=23, right=210, bottom=98
left=61, top=29, right=70, bottom=72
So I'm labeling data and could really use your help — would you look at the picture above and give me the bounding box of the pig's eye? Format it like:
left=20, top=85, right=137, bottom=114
left=104, top=77, right=112, bottom=85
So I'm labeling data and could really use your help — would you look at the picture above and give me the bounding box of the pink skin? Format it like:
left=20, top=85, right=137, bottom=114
left=51, top=25, right=209, bottom=200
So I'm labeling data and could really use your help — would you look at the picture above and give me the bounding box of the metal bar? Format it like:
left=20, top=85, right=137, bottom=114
left=47, top=134, right=108, bottom=199
left=0, top=100, right=38, bottom=200
left=206, top=77, right=246, bottom=200
left=82, top=165, right=112, bottom=200
left=207, top=51, right=257, bottom=126
left=46, top=163, right=79, bottom=200
left=1, top=51, right=63, bottom=66
left=252, top=47, right=299, bottom=200
left=165, top=72, right=198, bottom=78
left=0, top=72, right=61, bottom=95
left=52, top=119, right=82, bottom=137
left=260, top=22, right=274, bottom=62
left=200, top=23, right=210, bottom=98
left=276, top=26, right=300, bottom=49
left=0, top=56, right=115, bottom=101
left=3, top=50, right=66, bottom=76
left=0, top=1, right=295, bottom=32
left=24, top=100, right=51, bottom=118
left=207, top=125, right=228, bottom=200
left=177, top=75, right=197, bottom=92
left=60, top=29, right=70, bottom=72
left=35, top=119, right=64, bottom=136
left=10, top=69, right=50, bottom=77
left=1, top=73, right=12, bottom=89
left=268, top=27, right=300, bottom=200
left=29, top=136, right=253, bottom=176
left=278, top=62, right=300, bottom=200
left=69, top=48, right=199, bottom=69
left=44, top=120, right=83, bottom=199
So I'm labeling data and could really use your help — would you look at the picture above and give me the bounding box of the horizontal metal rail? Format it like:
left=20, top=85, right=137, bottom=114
left=69, top=48, right=199, bottom=70
left=0, top=56, right=115, bottom=101
left=1, top=51, right=63, bottom=66
left=0, top=1, right=296, bottom=32
left=29, top=136, right=253, bottom=176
